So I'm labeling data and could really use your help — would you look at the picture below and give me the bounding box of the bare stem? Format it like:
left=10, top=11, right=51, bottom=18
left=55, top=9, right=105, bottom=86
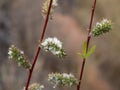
left=77, top=0, right=97, bottom=90
left=25, top=0, right=53, bottom=90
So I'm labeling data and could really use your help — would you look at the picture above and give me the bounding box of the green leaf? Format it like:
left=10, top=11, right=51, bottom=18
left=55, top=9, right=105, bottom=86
left=86, top=45, right=96, bottom=58
left=77, top=42, right=96, bottom=59
left=77, top=52, right=84, bottom=58
left=83, top=41, right=87, bottom=59
left=77, top=52, right=82, bottom=56
left=82, top=42, right=87, bottom=58
left=77, top=42, right=88, bottom=59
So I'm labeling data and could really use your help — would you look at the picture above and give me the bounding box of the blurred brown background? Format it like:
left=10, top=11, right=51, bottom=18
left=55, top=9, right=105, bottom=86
left=0, top=0, right=120, bottom=90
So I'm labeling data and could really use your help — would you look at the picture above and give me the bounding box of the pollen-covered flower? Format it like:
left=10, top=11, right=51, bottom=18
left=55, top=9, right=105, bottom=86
left=48, top=73, right=78, bottom=88
left=23, top=83, right=44, bottom=90
left=41, top=37, right=66, bottom=58
left=92, top=19, right=112, bottom=37
left=8, top=45, right=31, bottom=69
left=42, top=0, right=58, bottom=19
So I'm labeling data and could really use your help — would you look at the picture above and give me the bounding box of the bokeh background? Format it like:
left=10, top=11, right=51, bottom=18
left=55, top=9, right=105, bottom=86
left=0, top=0, right=120, bottom=90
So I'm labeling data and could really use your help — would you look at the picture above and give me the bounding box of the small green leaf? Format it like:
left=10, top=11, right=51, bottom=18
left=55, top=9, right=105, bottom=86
left=77, top=52, right=82, bottom=56
left=77, top=52, right=84, bottom=59
left=77, top=41, right=88, bottom=59
left=86, top=45, right=96, bottom=58
left=83, top=41, right=87, bottom=57
left=77, top=42, right=96, bottom=59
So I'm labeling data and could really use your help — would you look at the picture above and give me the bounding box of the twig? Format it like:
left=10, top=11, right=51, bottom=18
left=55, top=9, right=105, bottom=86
left=25, top=0, right=53, bottom=90
left=77, top=0, right=97, bottom=90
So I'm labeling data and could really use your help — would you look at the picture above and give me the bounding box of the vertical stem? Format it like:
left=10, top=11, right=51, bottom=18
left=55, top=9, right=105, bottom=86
left=25, top=0, right=53, bottom=90
left=77, top=0, right=97, bottom=90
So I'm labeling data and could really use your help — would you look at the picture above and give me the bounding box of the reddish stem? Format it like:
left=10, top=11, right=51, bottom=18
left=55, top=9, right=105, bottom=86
left=25, top=0, right=53, bottom=90
left=77, top=0, right=97, bottom=90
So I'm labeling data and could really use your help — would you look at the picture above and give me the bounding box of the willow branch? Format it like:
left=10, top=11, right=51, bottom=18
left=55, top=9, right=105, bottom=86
left=25, top=0, right=53, bottom=90
left=77, top=0, right=97, bottom=90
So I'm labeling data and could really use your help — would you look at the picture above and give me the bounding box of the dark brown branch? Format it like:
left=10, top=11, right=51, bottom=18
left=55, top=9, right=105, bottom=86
left=77, top=0, right=97, bottom=90
left=25, top=0, right=53, bottom=90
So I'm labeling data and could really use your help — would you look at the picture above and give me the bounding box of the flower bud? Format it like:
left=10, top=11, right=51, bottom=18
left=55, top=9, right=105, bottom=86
left=48, top=73, right=78, bottom=88
left=42, top=0, right=58, bottom=19
left=92, top=19, right=112, bottom=37
left=23, top=83, right=44, bottom=90
left=41, top=37, right=66, bottom=58
left=8, top=45, right=31, bottom=69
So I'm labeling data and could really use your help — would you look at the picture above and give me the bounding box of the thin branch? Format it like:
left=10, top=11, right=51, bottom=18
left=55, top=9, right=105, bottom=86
left=25, top=0, right=53, bottom=90
left=77, top=0, right=97, bottom=90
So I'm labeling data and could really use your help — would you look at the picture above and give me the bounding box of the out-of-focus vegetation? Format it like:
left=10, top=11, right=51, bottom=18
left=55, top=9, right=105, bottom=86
left=0, top=0, right=120, bottom=90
